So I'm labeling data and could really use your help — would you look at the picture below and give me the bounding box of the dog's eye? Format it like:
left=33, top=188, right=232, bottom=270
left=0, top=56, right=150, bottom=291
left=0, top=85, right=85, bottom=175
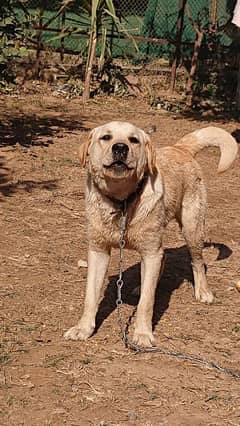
left=129, top=136, right=139, bottom=144
left=101, top=134, right=112, bottom=141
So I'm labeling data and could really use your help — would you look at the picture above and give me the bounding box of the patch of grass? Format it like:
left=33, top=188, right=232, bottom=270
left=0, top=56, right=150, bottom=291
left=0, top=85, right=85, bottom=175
left=148, top=392, right=159, bottom=401
left=205, top=393, right=218, bottom=402
left=43, top=353, right=67, bottom=368
left=132, top=382, right=148, bottom=391
left=232, top=325, right=240, bottom=333
left=131, top=381, right=159, bottom=401
left=81, top=357, right=92, bottom=365
left=6, top=395, right=15, bottom=407
left=2, top=325, right=10, bottom=333
left=58, top=158, right=80, bottom=167
left=6, top=394, right=29, bottom=408
left=14, top=318, right=26, bottom=325
left=24, top=324, right=39, bottom=333
left=0, top=352, right=10, bottom=365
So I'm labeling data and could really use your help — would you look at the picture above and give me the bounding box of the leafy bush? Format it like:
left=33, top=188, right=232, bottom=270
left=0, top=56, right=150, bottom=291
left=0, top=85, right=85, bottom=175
left=0, top=0, right=29, bottom=85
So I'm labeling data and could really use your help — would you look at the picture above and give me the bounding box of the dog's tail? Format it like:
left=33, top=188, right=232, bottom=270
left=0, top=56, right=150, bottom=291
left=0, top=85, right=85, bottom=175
left=175, top=127, right=238, bottom=173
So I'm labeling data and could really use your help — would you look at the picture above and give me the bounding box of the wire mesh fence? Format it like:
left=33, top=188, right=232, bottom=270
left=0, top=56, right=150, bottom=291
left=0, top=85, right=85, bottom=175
left=15, top=0, right=235, bottom=62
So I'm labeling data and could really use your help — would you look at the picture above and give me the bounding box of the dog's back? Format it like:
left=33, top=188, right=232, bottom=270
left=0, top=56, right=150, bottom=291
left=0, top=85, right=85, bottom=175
left=156, top=127, right=238, bottom=222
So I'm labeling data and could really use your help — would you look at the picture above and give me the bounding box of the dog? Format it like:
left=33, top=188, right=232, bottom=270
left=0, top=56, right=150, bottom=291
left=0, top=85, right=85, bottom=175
left=64, top=122, right=238, bottom=347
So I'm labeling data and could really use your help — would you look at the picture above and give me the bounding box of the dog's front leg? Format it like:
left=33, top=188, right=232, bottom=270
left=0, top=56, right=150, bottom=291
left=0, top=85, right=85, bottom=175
left=64, top=249, right=110, bottom=340
left=133, top=249, right=164, bottom=347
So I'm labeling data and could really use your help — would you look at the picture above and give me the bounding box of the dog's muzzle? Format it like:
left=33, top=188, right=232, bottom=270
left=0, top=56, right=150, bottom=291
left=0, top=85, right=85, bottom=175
left=103, top=143, right=134, bottom=173
left=101, top=143, right=130, bottom=172
left=112, top=143, right=129, bottom=162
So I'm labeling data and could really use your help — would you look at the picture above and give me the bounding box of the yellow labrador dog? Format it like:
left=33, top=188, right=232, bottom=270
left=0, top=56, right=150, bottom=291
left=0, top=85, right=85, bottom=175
left=64, top=122, right=238, bottom=347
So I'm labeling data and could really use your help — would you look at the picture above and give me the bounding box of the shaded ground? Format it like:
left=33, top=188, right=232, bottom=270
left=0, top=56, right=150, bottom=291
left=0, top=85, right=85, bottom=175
left=0, top=90, right=240, bottom=426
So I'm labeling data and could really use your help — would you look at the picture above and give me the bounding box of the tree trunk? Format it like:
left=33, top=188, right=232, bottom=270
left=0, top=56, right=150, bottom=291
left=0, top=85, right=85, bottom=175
left=35, top=0, right=45, bottom=78
left=237, top=55, right=240, bottom=111
left=169, top=0, right=187, bottom=93
left=185, top=29, right=204, bottom=106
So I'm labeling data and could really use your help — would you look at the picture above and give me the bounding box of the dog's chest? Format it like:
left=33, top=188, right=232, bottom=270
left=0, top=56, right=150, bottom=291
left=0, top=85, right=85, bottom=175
left=88, top=203, right=164, bottom=253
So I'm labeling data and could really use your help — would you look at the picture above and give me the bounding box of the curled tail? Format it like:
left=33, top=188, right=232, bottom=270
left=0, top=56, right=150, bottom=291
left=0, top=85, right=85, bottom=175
left=175, top=127, right=238, bottom=173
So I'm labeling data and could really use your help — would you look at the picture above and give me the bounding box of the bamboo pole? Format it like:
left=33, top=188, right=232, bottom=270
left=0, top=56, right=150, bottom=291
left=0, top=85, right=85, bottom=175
left=60, top=10, right=66, bottom=62
left=82, top=28, right=97, bottom=101
left=210, top=0, right=217, bottom=27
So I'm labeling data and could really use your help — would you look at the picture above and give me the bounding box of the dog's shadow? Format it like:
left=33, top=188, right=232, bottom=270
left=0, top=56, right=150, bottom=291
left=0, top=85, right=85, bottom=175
left=95, top=242, right=232, bottom=332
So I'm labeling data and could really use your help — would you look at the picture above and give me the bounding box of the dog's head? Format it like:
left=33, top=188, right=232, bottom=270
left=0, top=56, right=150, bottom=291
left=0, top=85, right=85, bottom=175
left=79, top=121, right=156, bottom=200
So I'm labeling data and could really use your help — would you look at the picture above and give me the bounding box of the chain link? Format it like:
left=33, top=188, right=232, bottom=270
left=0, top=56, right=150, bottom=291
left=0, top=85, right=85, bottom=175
left=116, top=203, right=133, bottom=346
left=115, top=208, right=240, bottom=380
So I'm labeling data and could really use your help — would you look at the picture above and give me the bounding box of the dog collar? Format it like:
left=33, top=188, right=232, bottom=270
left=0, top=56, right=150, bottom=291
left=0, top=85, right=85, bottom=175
left=106, top=173, right=148, bottom=212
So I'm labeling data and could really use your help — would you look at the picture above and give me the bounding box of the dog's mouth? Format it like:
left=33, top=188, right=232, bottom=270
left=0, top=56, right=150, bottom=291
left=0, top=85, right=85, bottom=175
left=103, top=160, right=134, bottom=172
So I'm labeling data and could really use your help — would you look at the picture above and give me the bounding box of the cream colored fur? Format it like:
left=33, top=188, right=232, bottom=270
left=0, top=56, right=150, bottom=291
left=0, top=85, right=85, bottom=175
left=175, top=127, right=238, bottom=173
left=64, top=122, right=238, bottom=347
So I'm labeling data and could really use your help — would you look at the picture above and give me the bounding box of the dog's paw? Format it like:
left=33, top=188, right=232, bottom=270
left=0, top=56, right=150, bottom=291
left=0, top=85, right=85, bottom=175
left=64, top=324, right=94, bottom=341
left=132, top=330, right=155, bottom=348
left=195, top=288, right=214, bottom=304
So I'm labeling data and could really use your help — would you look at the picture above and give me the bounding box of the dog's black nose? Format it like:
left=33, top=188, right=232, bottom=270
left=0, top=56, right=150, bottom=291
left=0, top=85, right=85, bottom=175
left=112, top=143, right=129, bottom=160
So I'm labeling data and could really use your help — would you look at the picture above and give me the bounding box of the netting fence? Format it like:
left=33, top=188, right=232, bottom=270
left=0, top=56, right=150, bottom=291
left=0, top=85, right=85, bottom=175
left=16, top=0, right=236, bottom=61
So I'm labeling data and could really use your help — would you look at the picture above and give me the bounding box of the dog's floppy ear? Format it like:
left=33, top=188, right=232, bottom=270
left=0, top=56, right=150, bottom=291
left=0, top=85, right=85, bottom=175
left=145, top=134, right=156, bottom=175
left=79, top=129, right=94, bottom=167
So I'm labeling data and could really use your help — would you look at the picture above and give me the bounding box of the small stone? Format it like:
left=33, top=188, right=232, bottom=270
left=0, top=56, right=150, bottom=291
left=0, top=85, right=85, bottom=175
left=127, top=410, right=138, bottom=421
left=77, top=259, right=88, bottom=268
left=147, top=125, right=157, bottom=134
left=235, top=281, right=240, bottom=292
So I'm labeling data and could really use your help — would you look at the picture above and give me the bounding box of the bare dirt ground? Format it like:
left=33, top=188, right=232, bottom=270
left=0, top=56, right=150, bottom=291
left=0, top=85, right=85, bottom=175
left=0, top=88, right=240, bottom=426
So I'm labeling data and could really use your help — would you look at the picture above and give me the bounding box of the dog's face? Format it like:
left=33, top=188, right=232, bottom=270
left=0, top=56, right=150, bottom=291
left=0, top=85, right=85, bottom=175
left=79, top=122, right=156, bottom=199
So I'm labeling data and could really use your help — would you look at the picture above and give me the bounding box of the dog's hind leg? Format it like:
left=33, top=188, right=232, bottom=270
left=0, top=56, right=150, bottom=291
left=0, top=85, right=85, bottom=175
left=179, top=182, right=214, bottom=304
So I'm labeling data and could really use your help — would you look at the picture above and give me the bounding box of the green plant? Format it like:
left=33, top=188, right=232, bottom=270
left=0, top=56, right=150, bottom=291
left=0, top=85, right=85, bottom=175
left=85, top=0, right=138, bottom=99
left=96, top=60, right=129, bottom=96
left=0, top=0, right=29, bottom=84
left=51, top=0, right=137, bottom=100
left=0, top=352, right=10, bottom=365
left=43, top=353, right=67, bottom=368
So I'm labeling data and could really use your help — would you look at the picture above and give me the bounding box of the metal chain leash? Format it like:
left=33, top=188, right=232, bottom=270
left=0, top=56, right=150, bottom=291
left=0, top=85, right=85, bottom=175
left=116, top=209, right=240, bottom=380
left=116, top=206, right=129, bottom=345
